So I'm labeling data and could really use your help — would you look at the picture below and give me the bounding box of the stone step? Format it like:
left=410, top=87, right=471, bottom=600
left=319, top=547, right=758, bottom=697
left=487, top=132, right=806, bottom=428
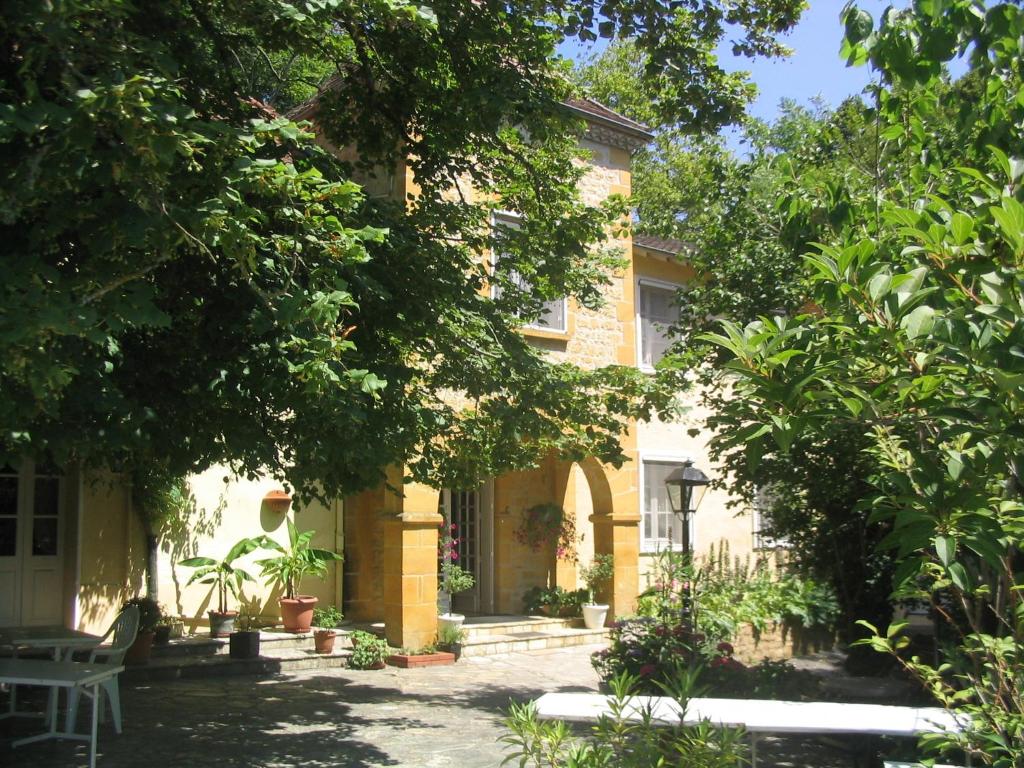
left=460, top=627, right=609, bottom=657
left=125, top=644, right=352, bottom=683
left=150, top=628, right=353, bottom=660
left=462, top=616, right=584, bottom=640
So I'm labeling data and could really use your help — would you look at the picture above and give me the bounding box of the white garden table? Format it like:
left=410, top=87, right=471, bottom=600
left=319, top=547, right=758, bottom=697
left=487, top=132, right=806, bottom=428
left=0, top=625, right=102, bottom=720
left=0, top=658, right=123, bottom=768
left=534, top=692, right=968, bottom=767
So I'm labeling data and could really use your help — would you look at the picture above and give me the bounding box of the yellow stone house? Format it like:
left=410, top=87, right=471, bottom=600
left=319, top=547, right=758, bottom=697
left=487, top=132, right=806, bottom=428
left=0, top=100, right=764, bottom=648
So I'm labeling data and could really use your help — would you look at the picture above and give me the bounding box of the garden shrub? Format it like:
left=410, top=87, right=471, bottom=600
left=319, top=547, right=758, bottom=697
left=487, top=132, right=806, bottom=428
left=591, top=618, right=822, bottom=700
left=638, top=545, right=840, bottom=647
left=523, top=586, right=587, bottom=617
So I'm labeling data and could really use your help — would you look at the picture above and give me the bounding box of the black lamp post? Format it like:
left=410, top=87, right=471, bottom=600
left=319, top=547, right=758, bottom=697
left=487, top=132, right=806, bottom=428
left=664, top=462, right=710, bottom=556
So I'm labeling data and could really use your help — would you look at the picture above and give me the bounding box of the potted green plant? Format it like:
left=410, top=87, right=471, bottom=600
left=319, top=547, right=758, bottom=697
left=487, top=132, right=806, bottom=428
left=229, top=610, right=262, bottom=660
left=348, top=630, right=390, bottom=669
left=580, top=554, right=615, bottom=629
left=123, top=596, right=162, bottom=665
left=154, top=610, right=175, bottom=646
left=438, top=561, right=475, bottom=634
left=179, top=537, right=261, bottom=637
left=253, top=521, right=343, bottom=633
left=436, top=622, right=466, bottom=661
left=311, top=604, right=343, bottom=654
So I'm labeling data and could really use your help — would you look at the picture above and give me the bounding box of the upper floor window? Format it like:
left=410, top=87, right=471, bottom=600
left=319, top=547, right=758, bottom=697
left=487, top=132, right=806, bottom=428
left=637, top=280, right=680, bottom=368
left=492, top=213, right=568, bottom=333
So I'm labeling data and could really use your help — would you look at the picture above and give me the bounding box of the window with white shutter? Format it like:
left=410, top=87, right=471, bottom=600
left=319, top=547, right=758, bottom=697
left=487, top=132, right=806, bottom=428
left=641, top=460, right=690, bottom=552
left=637, top=282, right=680, bottom=368
left=491, top=213, right=568, bottom=333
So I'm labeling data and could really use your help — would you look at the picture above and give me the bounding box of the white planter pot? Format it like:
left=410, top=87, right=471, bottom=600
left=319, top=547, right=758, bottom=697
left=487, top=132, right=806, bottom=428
left=582, top=604, right=609, bottom=630
left=437, top=613, right=465, bottom=634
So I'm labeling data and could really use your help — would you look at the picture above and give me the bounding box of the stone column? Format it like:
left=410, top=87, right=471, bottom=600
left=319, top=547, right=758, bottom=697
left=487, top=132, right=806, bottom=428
left=380, top=484, right=443, bottom=649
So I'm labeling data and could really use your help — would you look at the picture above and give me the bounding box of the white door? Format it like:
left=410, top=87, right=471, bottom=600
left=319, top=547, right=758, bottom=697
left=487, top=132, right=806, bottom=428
left=441, top=482, right=493, bottom=614
left=0, top=462, right=65, bottom=627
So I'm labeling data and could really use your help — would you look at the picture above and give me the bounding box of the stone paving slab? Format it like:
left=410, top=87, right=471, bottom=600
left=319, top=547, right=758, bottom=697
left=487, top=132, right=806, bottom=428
left=2, top=644, right=864, bottom=768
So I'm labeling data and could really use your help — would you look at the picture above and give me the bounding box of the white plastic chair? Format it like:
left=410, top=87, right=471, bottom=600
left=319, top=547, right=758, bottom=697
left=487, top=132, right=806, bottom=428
left=65, top=604, right=139, bottom=734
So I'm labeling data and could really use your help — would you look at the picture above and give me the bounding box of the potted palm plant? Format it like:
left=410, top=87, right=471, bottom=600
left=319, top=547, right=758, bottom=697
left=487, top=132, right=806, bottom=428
left=580, top=554, right=615, bottom=630
left=253, top=521, right=342, bottom=633
left=179, top=537, right=260, bottom=637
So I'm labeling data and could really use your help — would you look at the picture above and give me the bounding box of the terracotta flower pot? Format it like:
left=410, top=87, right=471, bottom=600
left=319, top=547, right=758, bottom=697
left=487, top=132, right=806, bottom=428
left=279, top=596, right=318, bottom=633
left=125, top=630, right=156, bottom=666
left=313, top=630, right=336, bottom=654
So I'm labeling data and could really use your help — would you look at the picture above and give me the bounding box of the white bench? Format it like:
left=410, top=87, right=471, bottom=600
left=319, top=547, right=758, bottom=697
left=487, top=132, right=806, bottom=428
left=534, top=692, right=967, bottom=767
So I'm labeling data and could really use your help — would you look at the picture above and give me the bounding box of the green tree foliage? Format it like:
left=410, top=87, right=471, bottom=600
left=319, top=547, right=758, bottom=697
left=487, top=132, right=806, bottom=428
left=704, top=3, right=1024, bottom=762
left=578, top=35, right=899, bottom=655
left=0, top=0, right=804, bottom=499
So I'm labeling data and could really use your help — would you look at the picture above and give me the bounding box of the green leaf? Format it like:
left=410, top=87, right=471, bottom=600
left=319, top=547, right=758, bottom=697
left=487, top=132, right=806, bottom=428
left=947, top=562, right=972, bottom=592
left=901, top=305, right=935, bottom=340
left=935, top=535, right=956, bottom=566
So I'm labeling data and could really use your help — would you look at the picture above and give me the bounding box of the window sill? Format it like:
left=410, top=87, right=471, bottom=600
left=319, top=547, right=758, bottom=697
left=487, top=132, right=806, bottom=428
left=522, top=326, right=570, bottom=341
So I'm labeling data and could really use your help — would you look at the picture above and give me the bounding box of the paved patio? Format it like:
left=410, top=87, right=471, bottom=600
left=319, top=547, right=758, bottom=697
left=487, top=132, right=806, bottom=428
left=2, top=645, right=868, bottom=767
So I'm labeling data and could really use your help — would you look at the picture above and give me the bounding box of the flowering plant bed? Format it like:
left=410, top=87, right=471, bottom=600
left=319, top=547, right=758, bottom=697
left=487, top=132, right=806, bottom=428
left=386, top=650, right=456, bottom=668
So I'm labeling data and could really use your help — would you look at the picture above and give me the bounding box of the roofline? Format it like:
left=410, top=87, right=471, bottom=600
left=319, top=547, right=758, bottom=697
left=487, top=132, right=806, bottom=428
left=561, top=102, right=654, bottom=142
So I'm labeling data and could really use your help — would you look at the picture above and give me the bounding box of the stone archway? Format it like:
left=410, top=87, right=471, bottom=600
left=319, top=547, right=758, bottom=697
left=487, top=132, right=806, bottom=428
left=555, top=456, right=640, bottom=621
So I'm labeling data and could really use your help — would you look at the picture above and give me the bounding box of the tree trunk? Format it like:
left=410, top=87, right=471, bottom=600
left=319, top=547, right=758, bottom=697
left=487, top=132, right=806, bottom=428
left=145, top=532, right=159, bottom=600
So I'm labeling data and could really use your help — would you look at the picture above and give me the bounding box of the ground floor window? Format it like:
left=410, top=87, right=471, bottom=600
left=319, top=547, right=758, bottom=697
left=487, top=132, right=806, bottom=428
left=641, top=460, right=690, bottom=552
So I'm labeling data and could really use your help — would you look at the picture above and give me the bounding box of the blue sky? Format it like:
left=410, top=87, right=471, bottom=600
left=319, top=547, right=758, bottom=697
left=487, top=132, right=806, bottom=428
left=716, top=2, right=886, bottom=125
left=563, top=1, right=933, bottom=144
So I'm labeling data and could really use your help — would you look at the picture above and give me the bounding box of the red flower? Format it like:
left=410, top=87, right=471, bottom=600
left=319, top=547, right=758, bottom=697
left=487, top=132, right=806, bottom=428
left=639, top=664, right=656, bottom=677
left=716, top=641, right=734, bottom=656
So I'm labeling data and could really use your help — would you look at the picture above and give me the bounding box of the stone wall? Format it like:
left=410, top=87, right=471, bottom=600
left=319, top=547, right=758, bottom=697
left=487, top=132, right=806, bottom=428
left=730, top=622, right=837, bottom=665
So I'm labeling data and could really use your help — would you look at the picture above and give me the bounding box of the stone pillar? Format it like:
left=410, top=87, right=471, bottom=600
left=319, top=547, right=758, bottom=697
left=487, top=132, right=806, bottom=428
left=380, top=483, right=443, bottom=649
left=587, top=423, right=640, bottom=621
left=591, top=511, right=640, bottom=619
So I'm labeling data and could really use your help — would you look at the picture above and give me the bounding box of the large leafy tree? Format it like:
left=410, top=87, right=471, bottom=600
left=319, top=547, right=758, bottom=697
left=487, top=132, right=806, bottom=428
left=578, top=36, right=901, bottom=655
left=0, top=0, right=804, bottom=498
left=705, top=3, right=1024, bottom=762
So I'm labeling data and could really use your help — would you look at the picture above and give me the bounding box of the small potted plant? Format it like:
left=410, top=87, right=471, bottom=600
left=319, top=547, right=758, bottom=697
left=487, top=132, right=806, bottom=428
left=154, top=611, right=176, bottom=646
left=438, top=561, right=475, bottom=634
left=124, top=596, right=162, bottom=665
left=580, top=554, right=615, bottom=629
left=436, top=622, right=466, bottom=661
left=348, top=630, right=390, bottom=669
left=179, top=537, right=261, bottom=637
left=437, top=521, right=475, bottom=633
left=229, top=610, right=262, bottom=659
left=252, top=521, right=343, bottom=633
left=311, top=604, right=343, bottom=654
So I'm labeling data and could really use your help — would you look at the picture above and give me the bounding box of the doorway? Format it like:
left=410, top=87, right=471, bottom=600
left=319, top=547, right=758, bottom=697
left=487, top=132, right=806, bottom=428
left=440, top=482, right=493, bottom=614
left=0, top=461, right=66, bottom=627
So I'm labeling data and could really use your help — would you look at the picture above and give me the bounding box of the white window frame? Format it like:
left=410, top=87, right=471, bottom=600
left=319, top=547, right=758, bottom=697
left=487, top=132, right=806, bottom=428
left=490, top=211, right=568, bottom=334
left=639, top=453, right=694, bottom=554
left=635, top=276, right=682, bottom=372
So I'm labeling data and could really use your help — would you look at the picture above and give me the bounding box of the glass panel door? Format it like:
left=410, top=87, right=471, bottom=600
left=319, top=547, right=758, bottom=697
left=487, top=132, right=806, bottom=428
left=0, top=465, right=20, bottom=624
left=0, top=461, right=65, bottom=626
